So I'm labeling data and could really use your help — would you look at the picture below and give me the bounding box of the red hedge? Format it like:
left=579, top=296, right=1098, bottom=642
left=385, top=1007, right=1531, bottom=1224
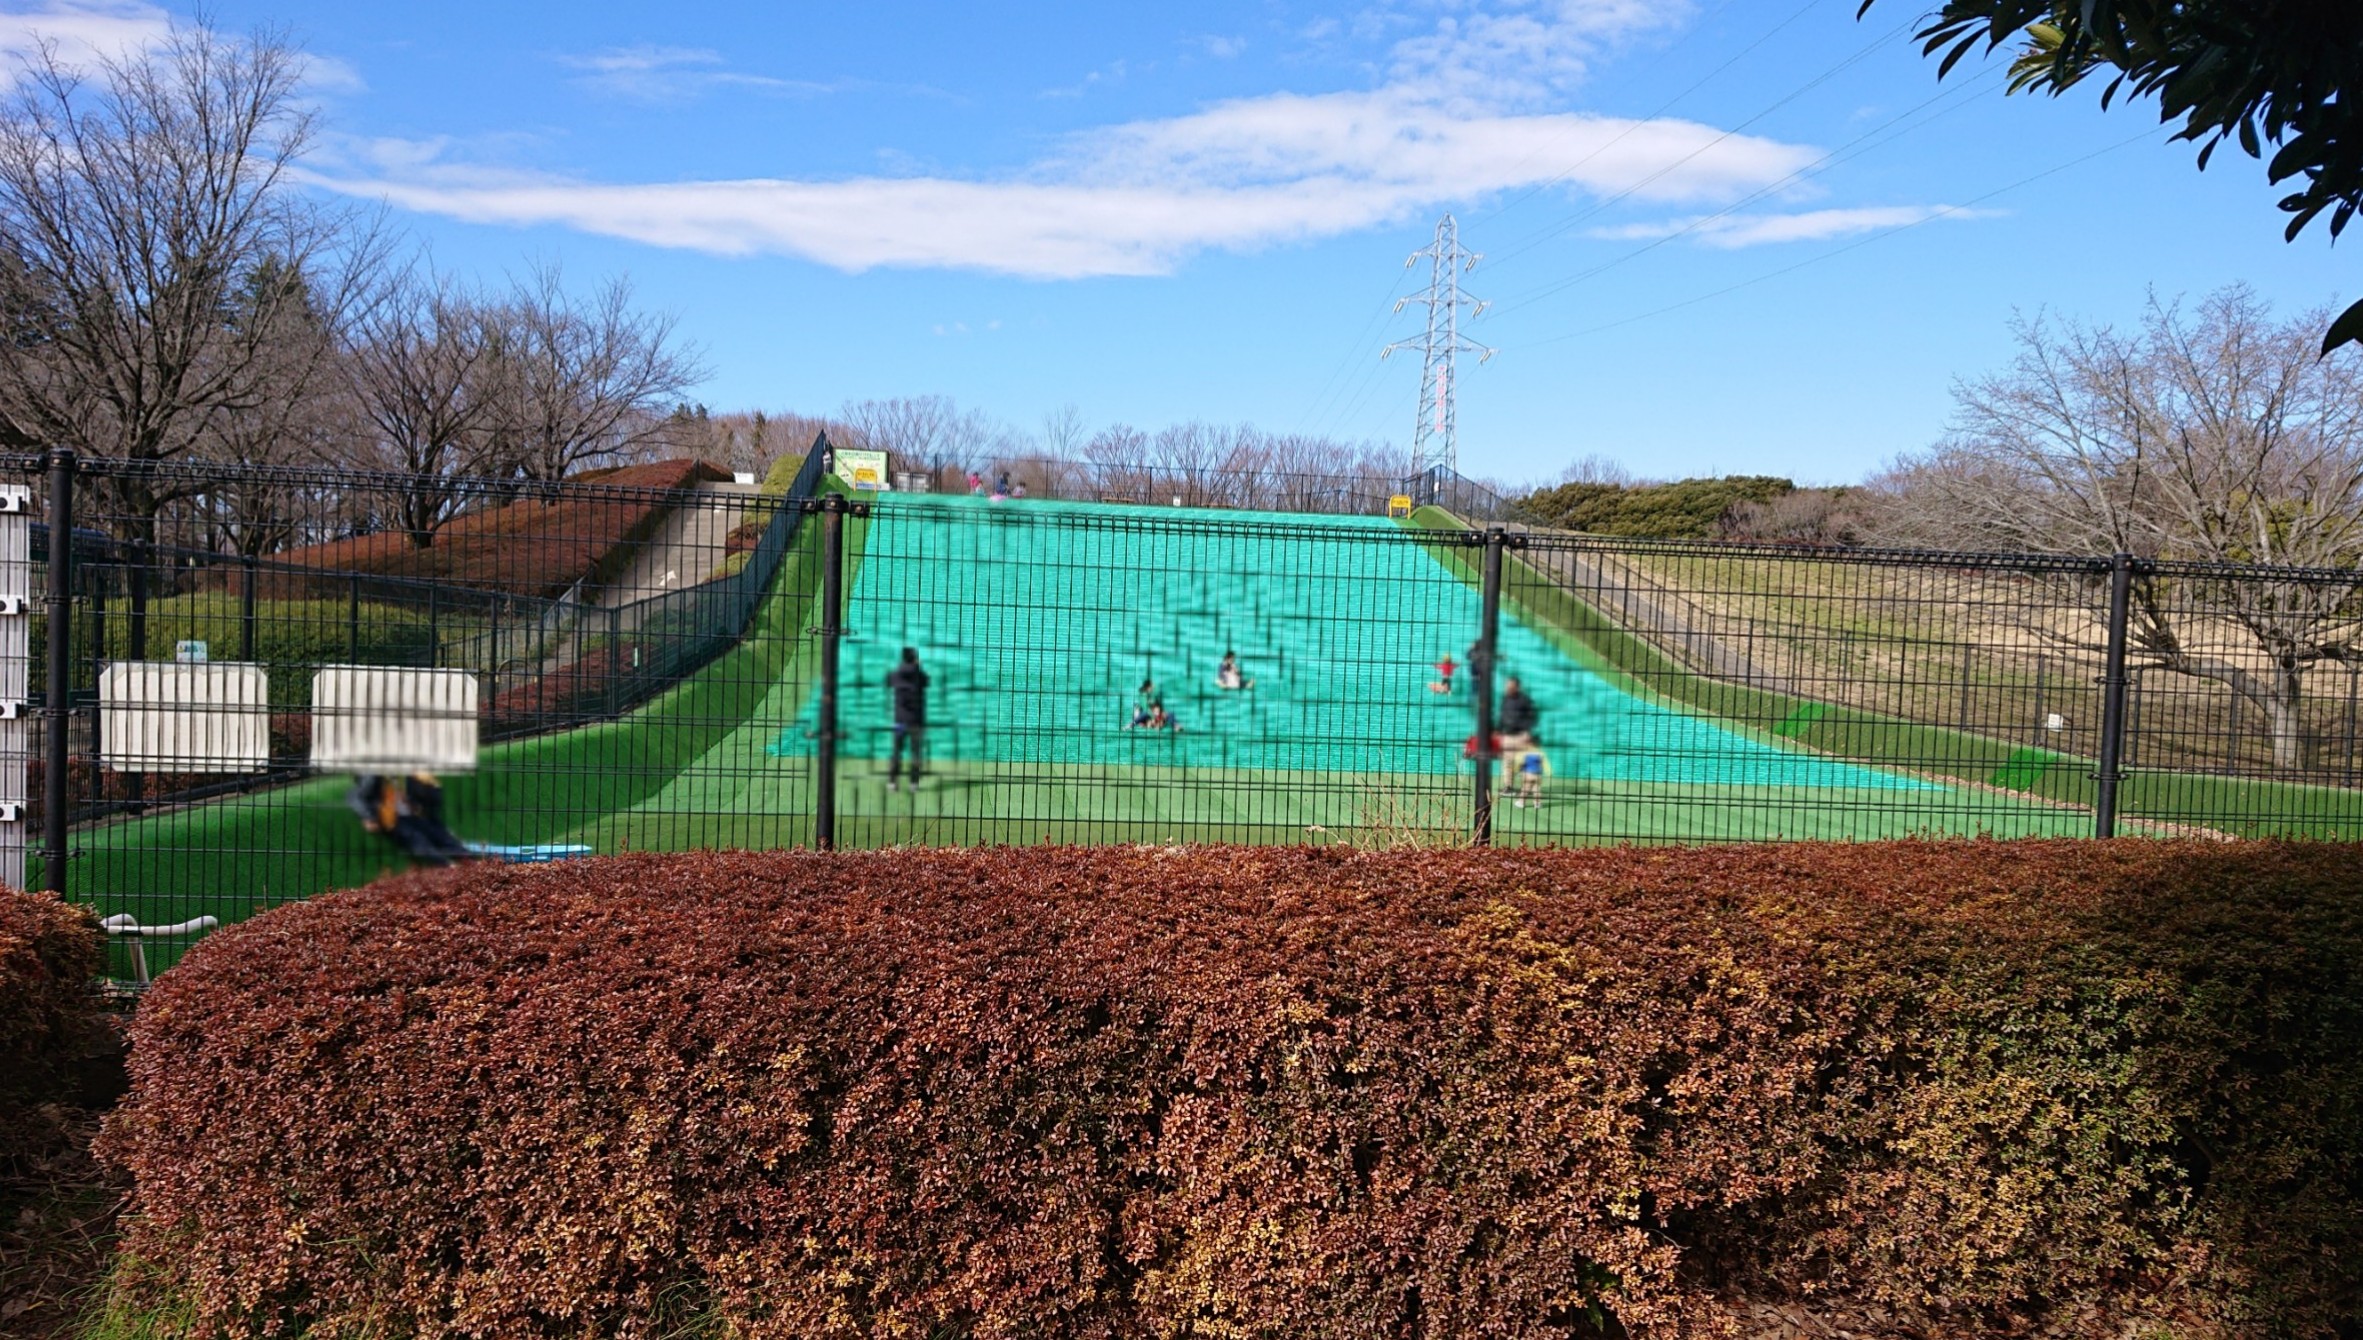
left=101, top=843, right=2363, bottom=1338
left=257, top=458, right=730, bottom=601
left=0, top=888, right=103, bottom=1127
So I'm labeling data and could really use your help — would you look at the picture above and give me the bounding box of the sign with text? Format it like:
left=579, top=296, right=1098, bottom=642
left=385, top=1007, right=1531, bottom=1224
left=834, top=449, right=890, bottom=490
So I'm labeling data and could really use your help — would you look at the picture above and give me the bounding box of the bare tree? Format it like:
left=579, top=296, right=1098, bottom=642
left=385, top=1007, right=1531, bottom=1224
left=0, top=21, right=383, bottom=537
left=479, top=265, right=705, bottom=481
left=1555, top=453, right=1636, bottom=487
left=1080, top=423, right=1152, bottom=501
left=1038, top=403, right=1087, bottom=459
left=841, top=395, right=953, bottom=486
left=841, top=395, right=1012, bottom=490
left=343, top=270, right=497, bottom=546
left=1874, top=286, right=2363, bottom=770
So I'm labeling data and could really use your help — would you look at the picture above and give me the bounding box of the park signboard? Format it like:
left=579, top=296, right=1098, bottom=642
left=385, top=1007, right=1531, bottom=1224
left=834, top=448, right=890, bottom=490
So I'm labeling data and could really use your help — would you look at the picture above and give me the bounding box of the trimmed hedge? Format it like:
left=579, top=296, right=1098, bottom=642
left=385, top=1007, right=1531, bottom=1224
left=101, top=843, right=2363, bottom=1338
left=264, top=458, right=731, bottom=602
left=0, top=889, right=103, bottom=1132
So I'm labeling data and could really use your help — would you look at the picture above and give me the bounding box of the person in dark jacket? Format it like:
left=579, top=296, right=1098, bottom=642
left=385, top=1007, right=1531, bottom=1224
left=348, top=773, right=473, bottom=866
left=1497, top=676, right=1539, bottom=736
left=1496, top=676, right=1540, bottom=786
left=886, top=647, right=929, bottom=792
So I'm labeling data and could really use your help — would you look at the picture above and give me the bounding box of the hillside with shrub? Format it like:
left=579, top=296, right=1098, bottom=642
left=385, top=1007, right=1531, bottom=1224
left=1522, top=474, right=1867, bottom=543
left=99, top=842, right=2363, bottom=1338
left=261, top=458, right=730, bottom=602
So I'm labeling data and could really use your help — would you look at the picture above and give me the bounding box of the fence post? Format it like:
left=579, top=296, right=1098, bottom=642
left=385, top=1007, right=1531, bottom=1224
left=1472, top=527, right=1504, bottom=846
left=814, top=495, right=846, bottom=851
left=126, top=541, right=149, bottom=812
left=2093, top=552, right=2134, bottom=838
left=2030, top=653, right=2048, bottom=748
left=239, top=554, right=257, bottom=663
left=1957, top=641, right=1973, bottom=738
left=606, top=605, right=622, bottom=718
left=42, top=449, right=72, bottom=894
left=2345, top=664, right=2358, bottom=787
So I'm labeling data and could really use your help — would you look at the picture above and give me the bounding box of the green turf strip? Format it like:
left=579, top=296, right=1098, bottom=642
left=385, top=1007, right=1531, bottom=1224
left=1403, top=507, right=2363, bottom=840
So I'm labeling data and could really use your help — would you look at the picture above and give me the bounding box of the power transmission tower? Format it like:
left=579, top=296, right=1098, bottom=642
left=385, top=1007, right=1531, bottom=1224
left=1383, top=214, right=1493, bottom=489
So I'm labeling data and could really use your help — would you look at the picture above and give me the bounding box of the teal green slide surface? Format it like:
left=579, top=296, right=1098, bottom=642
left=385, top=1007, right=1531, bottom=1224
left=771, top=494, right=1928, bottom=790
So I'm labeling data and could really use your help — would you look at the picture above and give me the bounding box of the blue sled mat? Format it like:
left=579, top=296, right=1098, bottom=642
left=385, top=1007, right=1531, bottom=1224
left=464, top=841, right=595, bottom=864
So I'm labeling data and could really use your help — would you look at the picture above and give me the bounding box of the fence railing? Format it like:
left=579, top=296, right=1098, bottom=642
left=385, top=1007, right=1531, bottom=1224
left=10, top=451, right=2360, bottom=980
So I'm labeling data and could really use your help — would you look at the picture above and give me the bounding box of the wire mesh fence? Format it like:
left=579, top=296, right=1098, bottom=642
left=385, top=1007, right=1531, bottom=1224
left=8, top=447, right=2359, bottom=979
left=903, top=456, right=1413, bottom=515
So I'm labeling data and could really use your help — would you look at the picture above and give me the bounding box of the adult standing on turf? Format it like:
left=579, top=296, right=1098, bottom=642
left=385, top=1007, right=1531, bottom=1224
left=1497, top=675, right=1539, bottom=783
left=887, top=647, right=930, bottom=793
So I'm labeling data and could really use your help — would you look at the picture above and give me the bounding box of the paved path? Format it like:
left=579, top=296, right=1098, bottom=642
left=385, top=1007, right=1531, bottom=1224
left=600, top=481, right=760, bottom=627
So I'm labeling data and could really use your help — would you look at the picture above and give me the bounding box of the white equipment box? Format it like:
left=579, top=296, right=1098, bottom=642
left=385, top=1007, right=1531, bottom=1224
left=99, top=662, right=270, bottom=772
left=309, top=666, right=479, bottom=773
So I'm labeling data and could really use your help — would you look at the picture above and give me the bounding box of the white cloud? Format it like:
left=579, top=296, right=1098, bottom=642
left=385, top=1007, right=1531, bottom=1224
left=1590, top=204, right=2004, bottom=249
left=0, top=0, right=169, bottom=82
left=305, top=91, right=1815, bottom=279
left=1386, top=0, right=1692, bottom=105
left=1041, top=58, right=1129, bottom=100
left=558, top=45, right=839, bottom=102
left=307, top=1, right=1971, bottom=280
left=0, top=2, right=364, bottom=94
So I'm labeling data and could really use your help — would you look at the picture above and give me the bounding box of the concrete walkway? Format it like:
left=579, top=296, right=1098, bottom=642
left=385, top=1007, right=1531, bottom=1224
left=599, top=480, right=761, bottom=623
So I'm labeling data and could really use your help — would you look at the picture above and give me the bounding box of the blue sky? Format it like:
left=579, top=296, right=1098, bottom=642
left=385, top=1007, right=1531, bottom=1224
left=3, top=1, right=2348, bottom=485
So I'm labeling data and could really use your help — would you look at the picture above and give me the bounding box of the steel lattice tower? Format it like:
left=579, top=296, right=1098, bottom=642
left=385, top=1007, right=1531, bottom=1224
left=1383, top=214, right=1493, bottom=481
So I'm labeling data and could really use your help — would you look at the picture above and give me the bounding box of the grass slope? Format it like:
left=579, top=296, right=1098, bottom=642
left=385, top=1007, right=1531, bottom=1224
left=1408, top=508, right=2363, bottom=838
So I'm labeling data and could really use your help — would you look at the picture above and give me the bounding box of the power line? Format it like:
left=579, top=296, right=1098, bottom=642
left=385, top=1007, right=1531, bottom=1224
left=1512, top=127, right=2167, bottom=352
left=1304, top=1, right=1846, bottom=441
left=1474, top=0, right=1824, bottom=231
left=1486, top=62, right=2007, bottom=319
left=1481, top=10, right=1921, bottom=272
left=1383, top=215, right=1494, bottom=478
left=1296, top=265, right=1418, bottom=434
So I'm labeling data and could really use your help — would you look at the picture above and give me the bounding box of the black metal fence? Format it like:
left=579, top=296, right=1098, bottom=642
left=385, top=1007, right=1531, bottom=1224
left=12, top=448, right=2361, bottom=978
left=908, top=456, right=1414, bottom=516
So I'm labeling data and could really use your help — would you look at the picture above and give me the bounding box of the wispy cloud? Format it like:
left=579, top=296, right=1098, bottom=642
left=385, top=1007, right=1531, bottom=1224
left=0, top=0, right=168, bottom=79
left=1041, top=57, right=1129, bottom=100
left=307, top=93, right=1815, bottom=279
left=1386, top=0, right=1693, bottom=105
left=0, top=1, right=363, bottom=93
left=1590, top=204, right=2003, bottom=249
left=557, top=45, right=842, bottom=102
left=305, top=0, right=1888, bottom=279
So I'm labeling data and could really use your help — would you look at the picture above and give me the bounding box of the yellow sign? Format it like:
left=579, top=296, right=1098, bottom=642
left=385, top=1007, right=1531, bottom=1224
left=834, top=448, right=890, bottom=490
left=1387, top=494, right=1414, bottom=518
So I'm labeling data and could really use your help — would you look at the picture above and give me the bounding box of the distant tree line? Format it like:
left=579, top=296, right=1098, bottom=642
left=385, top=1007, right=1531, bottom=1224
left=699, top=394, right=1411, bottom=513
left=0, top=20, right=703, bottom=554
